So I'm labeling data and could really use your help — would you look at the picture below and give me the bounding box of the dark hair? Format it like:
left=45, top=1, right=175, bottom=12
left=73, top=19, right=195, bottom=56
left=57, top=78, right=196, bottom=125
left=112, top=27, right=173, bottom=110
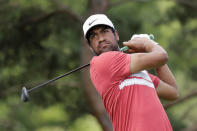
left=86, top=25, right=115, bottom=45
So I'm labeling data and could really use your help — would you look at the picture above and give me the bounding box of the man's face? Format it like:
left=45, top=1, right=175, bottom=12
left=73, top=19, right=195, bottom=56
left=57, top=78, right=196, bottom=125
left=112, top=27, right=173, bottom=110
left=88, top=25, right=120, bottom=55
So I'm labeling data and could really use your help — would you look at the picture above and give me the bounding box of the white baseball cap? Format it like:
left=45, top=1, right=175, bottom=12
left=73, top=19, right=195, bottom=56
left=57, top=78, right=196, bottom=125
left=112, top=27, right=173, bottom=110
left=83, top=14, right=115, bottom=39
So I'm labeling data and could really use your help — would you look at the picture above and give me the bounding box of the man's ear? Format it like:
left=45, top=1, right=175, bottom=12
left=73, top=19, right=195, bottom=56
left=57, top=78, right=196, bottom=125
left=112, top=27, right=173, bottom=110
left=87, top=44, right=95, bottom=54
left=89, top=47, right=97, bottom=56
left=89, top=46, right=93, bottom=52
left=115, top=30, right=119, bottom=41
left=83, top=38, right=94, bottom=53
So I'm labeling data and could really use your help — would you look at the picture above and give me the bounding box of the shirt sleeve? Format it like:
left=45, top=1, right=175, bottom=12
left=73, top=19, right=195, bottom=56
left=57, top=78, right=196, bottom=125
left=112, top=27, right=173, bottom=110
left=91, top=51, right=131, bottom=84
left=148, top=73, right=160, bottom=88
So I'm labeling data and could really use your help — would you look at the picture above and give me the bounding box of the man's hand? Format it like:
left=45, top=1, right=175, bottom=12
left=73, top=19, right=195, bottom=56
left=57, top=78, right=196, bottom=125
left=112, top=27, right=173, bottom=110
left=123, top=37, right=155, bottom=53
left=123, top=36, right=168, bottom=73
left=123, top=33, right=160, bottom=54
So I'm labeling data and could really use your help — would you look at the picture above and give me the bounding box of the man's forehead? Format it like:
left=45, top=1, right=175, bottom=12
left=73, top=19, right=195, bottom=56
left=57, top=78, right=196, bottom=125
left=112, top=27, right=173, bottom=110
left=89, top=25, right=110, bottom=34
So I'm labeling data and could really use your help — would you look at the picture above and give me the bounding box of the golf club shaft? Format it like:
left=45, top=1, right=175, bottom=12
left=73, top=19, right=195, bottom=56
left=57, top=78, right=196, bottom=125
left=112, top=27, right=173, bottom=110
left=28, top=63, right=90, bottom=92
left=27, top=34, right=154, bottom=92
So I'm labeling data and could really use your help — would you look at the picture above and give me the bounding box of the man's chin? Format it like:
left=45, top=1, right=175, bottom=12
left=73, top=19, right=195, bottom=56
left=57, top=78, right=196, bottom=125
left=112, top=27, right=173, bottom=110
left=101, top=48, right=113, bottom=53
left=96, top=47, right=119, bottom=55
left=96, top=50, right=110, bottom=56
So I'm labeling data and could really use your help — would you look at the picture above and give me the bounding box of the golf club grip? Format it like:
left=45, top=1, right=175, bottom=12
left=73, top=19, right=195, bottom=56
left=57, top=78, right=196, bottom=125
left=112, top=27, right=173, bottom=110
left=28, top=63, right=90, bottom=92
left=120, top=34, right=154, bottom=52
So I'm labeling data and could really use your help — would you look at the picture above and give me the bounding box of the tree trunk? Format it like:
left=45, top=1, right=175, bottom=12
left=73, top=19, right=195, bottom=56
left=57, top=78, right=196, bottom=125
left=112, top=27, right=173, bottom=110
left=80, top=1, right=113, bottom=131
left=89, top=0, right=109, bottom=14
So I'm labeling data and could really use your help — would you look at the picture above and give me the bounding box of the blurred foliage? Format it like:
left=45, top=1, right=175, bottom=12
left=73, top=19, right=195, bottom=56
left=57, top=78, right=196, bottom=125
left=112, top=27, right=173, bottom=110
left=0, top=0, right=197, bottom=131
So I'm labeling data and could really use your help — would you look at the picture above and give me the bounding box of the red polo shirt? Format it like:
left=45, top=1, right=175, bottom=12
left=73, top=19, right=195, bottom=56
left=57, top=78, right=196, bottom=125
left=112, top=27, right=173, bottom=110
left=90, top=51, right=172, bottom=131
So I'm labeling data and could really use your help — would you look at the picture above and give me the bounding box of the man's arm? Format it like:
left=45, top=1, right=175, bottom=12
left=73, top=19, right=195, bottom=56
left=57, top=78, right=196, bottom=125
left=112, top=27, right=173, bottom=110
left=155, top=64, right=179, bottom=100
left=123, top=37, right=178, bottom=100
left=123, top=37, right=168, bottom=74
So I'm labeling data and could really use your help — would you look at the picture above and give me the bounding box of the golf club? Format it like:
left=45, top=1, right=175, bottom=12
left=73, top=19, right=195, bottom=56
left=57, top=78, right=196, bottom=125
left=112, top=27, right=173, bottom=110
left=21, top=34, right=154, bottom=102
left=21, top=63, right=90, bottom=102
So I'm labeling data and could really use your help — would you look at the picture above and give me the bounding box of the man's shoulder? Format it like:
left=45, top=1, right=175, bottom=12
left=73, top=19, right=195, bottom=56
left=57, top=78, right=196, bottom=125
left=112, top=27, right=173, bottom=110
left=90, top=51, right=121, bottom=69
left=91, top=51, right=123, bottom=62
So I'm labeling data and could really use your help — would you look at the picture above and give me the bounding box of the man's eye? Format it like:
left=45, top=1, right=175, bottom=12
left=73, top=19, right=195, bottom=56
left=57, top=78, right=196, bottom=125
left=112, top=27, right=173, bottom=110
left=103, top=29, right=108, bottom=33
left=90, top=34, right=96, bottom=39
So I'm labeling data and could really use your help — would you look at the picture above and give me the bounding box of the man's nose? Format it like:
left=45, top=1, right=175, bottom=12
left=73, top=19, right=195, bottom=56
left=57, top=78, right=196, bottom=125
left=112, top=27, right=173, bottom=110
left=98, top=34, right=105, bottom=43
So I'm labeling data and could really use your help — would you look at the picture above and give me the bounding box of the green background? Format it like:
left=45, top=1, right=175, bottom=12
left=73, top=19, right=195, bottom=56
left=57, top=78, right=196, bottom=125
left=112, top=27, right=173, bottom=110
left=0, top=0, right=197, bottom=130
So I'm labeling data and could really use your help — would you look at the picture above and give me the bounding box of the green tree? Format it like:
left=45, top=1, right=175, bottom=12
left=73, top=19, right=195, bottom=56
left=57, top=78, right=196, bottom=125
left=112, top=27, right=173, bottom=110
left=0, top=0, right=197, bottom=131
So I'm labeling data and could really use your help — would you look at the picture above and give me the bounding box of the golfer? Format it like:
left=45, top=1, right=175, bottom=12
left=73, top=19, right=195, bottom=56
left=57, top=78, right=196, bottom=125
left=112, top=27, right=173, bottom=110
left=83, top=14, right=178, bottom=131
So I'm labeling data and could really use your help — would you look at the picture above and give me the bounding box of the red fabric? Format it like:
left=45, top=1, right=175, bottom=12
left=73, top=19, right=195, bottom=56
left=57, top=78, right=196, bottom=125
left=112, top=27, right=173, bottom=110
left=90, top=51, right=172, bottom=131
left=148, top=73, right=160, bottom=88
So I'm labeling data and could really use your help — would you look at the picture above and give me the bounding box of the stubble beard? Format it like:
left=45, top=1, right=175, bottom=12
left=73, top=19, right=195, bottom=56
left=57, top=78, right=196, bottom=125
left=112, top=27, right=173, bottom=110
left=94, top=42, right=119, bottom=56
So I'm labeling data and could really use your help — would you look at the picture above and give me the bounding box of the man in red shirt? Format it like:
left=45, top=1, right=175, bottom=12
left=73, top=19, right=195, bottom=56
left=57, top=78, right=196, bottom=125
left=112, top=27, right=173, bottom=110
left=83, top=14, right=178, bottom=131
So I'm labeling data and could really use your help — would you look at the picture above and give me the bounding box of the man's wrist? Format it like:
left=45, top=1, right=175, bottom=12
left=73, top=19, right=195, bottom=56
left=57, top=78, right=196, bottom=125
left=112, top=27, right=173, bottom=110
left=145, top=40, right=157, bottom=52
left=155, top=64, right=166, bottom=72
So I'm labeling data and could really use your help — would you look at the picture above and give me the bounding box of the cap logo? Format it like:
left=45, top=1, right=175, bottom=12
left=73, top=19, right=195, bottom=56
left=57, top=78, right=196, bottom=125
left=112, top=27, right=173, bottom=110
left=89, top=19, right=97, bottom=26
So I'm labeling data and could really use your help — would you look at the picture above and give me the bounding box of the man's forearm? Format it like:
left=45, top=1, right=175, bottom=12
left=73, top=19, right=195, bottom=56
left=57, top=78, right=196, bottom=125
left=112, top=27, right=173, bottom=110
left=145, top=42, right=169, bottom=68
left=155, top=64, right=178, bottom=90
